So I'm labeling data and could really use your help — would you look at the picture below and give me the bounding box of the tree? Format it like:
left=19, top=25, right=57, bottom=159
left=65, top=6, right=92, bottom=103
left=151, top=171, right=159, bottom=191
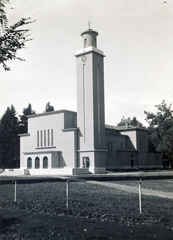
left=0, top=105, right=19, bottom=168
left=45, top=102, right=54, bottom=112
left=19, top=103, right=36, bottom=133
left=144, top=100, right=173, bottom=162
left=117, top=116, right=144, bottom=128
left=0, top=0, right=34, bottom=70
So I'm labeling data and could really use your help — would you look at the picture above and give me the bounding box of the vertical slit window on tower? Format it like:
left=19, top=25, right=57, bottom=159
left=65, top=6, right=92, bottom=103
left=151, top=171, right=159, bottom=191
left=97, top=64, right=101, bottom=144
left=94, top=38, right=96, bottom=47
left=83, top=64, right=86, bottom=143
left=84, top=38, right=87, bottom=48
left=51, top=129, right=53, bottom=146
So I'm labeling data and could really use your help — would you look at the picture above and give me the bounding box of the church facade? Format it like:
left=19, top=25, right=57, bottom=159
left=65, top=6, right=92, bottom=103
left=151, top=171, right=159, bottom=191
left=19, top=28, right=162, bottom=175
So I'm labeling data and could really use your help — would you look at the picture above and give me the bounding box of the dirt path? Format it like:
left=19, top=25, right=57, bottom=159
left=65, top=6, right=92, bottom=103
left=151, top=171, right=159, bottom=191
left=87, top=181, right=173, bottom=199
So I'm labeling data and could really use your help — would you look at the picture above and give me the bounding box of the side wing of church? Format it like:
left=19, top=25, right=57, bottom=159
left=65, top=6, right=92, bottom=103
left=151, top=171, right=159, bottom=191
left=18, top=27, right=162, bottom=175
left=19, top=110, right=85, bottom=175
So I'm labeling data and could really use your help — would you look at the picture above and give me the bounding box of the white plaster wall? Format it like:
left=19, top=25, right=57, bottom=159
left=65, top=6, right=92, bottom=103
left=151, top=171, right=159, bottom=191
left=20, top=135, right=30, bottom=168
left=120, top=131, right=137, bottom=149
left=20, top=111, right=77, bottom=170
left=28, top=112, right=64, bottom=151
left=59, top=131, right=76, bottom=168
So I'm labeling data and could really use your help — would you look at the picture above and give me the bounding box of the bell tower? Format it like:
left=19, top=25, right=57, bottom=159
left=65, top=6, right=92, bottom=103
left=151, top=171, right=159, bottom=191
left=75, top=25, right=106, bottom=173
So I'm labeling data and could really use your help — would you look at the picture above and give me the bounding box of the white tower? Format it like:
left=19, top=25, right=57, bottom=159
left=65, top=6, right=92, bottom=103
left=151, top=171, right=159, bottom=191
left=75, top=26, right=106, bottom=173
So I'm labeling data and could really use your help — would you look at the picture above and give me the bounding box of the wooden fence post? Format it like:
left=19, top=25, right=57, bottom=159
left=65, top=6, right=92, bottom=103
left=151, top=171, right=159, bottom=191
left=66, top=179, right=69, bottom=209
left=14, top=180, right=17, bottom=202
left=139, top=177, right=142, bottom=214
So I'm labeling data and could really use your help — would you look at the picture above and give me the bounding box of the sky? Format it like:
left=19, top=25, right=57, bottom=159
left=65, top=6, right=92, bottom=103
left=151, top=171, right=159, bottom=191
left=1, top=0, right=173, bottom=126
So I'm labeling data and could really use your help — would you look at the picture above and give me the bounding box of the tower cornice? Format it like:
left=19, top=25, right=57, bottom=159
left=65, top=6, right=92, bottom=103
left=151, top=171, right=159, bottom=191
left=75, top=46, right=105, bottom=57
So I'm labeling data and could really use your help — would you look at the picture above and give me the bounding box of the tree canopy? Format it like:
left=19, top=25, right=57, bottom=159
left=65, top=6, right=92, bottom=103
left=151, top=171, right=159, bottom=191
left=45, top=102, right=54, bottom=112
left=19, top=103, right=36, bottom=133
left=0, top=105, right=19, bottom=168
left=0, top=103, right=36, bottom=168
left=0, top=0, right=34, bottom=70
left=144, top=100, right=173, bottom=160
left=117, top=116, right=144, bottom=128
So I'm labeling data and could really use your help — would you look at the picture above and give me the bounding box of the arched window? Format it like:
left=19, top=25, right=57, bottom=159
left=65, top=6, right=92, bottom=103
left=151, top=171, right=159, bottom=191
left=35, top=157, right=40, bottom=169
left=43, top=156, right=48, bottom=169
left=27, top=157, right=32, bottom=169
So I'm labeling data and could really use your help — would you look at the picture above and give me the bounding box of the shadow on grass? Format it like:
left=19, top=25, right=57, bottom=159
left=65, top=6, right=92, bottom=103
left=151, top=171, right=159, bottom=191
left=0, top=216, right=21, bottom=234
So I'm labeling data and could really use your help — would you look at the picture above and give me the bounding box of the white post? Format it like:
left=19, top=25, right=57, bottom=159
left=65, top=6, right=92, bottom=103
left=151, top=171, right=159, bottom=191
left=139, top=178, right=142, bottom=214
left=14, top=180, right=17, bottom=202
left=66, top=179, right=69, bottom=209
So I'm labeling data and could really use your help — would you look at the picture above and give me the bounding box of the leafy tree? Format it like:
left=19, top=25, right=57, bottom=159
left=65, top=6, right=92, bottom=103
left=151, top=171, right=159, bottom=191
left=0, top=0, right=34, bottom=70
left=144, top=100, right=173, bottom=162
left=45, top=102, right=54, bottom=112
left=19, top=103, right=36, bottom=133
left=0, top=105, right=19, bottom=168
left=117, top=116, right=144, bottom=128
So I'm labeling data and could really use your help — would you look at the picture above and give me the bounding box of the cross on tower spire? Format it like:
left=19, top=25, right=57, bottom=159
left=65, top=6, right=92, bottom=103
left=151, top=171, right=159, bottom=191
left=88, top=21, right=92, bottom=29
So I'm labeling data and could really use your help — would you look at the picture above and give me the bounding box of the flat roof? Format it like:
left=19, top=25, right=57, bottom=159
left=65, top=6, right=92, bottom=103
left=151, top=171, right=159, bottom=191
left=27, top=109, right=77, bottom=118
left=105, top=124, right=147, bottom=132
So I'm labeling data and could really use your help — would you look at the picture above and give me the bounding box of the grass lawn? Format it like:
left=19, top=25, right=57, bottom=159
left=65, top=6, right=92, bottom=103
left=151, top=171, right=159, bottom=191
left=0, top=179, right=173, bottom=239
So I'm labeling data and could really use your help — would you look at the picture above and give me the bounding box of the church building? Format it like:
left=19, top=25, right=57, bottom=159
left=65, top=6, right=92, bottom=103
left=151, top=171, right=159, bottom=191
left=19, top=27, right=162, bottom=175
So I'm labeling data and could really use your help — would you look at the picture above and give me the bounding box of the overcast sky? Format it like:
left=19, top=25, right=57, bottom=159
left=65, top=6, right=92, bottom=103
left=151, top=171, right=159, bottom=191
left=1, top=0, right=173, bottom=126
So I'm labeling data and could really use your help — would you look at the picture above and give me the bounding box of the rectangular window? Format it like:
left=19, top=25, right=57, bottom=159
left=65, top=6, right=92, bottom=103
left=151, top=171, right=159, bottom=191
left=44, top=130, right=46, bottom=147
left=111, top=141, right=113, bottom=157
left=48, top=129, right=50, bottom=147
left=51, top=129, right=53, bottom=146
left=108, top=141, right=110, bottom=158
left=108, top=141, right=113, bottom=158
left=37, top=131, right=39, bottom=147
left=41, top=130, right=43, bottom=147
left=139, top=135, right=145, bottom=152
